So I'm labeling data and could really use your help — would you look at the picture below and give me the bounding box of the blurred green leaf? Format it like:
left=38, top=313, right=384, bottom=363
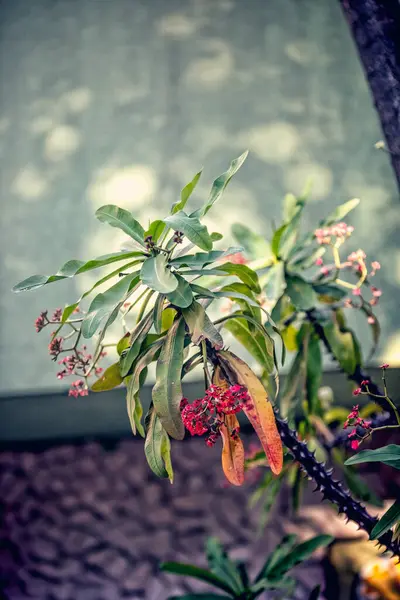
left=153, top=294, right=166, bottom=334
left=322, top=318, right=359, bottom=375
left=262, top=262, right=286, bottom=303
left=231, top=223, right=272, bottom=261
left=160, top=561, right=234, bottom=596
left=286, top=274, right=317, bottom=310
left=144, top=219, right=165, bottom=242
left=323, top=198, right=360, bottom=226
left=216, top=262, right=261, bottom=293
left=205, top=538, right=243, bottom=595
left=171, top=247, right=242, bottom=269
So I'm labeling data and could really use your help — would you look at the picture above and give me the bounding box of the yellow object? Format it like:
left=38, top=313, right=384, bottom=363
left=360, top=558, right=400, bottom=600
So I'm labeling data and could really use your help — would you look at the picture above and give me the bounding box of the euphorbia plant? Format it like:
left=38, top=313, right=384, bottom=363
left=13, top=152, right=400, bottom=556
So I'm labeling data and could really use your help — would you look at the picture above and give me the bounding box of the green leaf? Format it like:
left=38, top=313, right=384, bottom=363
left=144, top=405, right=174, bottom=482
left=144, top=219, right=165, bottom=242
left=283, top=193, right=298, bottom=222
left=13, top=251, right=142, bottom=293
left=344, top=445, right=400, bottom=469
left=313, top=283, right=347, bottom=302
left=140, top=254, right=178, bottom=293
left=324, top=198, right=360, bottom=226
left=161, top=307, right=177, bottom=331
left=306, top=334, right=322, bottom=414
left=285, top=274, right=317, bottom=310
left=82, top=273, right=139, bottom=338
left=224, top=317, right=272, bottom=373
left=153, top=294, right=165, bottom=334
left=271, top=224, right=287, bottom=258
left=127, top=341, right=163, bottom=436
left=160, top=562, right=234, bottom=596
left=256, top=534, right=298, bottom=582
left=205, top=538, right=243, bottom=595
left=152, top=318, right=186, bottom=439
left=120, top=311, right=154, bottom=377
left=290, top=247, right=326, bottom=270
left=210, top=232, right=223, bottom=242
left=117, top=333, right=131, bottom=355
left=219, top=312, right=275, bottom=374
left=216, top=262, right=261, bottom=293
left=322, top=319, right=359, bottom=375
left=163, top=211, right=213, bottom=252
left=182, top=301, right=223, bottom=348
left=370, top=500, right=400, bottom=540
left=231, top=223, right=272, bottom=261
left=61, top=259, right=142, bottom=322
left=262, top=262, right=286, bottom=302
left=360, top=304, right=381, bottom=359
left=166, top=275, right=193, bottom=308
left=95, top=205, right=146, bottom=247
left=191, top=151, right=248, bottom=218
left=91, top=362, right=123, bottom=392
left=266, top=535, right=333, bottom=581
left=172, top=169, right=203, bottom=214
left=170, top=247, right=243, bottom=269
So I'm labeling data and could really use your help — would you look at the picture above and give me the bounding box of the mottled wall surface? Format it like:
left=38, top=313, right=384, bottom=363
left=1, top=0, right=399, bottom=394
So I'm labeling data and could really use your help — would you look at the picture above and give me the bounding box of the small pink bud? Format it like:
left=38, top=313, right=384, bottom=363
left=380, top=363, right=389, bottom=370
left=367, top=316, right=375, bottom=324
left=350, top=440, right=360, bottom=450
left=315, top=257, right=324, bottom=266
left=352, top=288, right=361, bottom=296
left=352, top=387, right=362, bottom=396
left=371, top=261, right=381, bottom=271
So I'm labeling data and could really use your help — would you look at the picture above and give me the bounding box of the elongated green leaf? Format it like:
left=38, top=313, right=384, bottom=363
left=61, top=260, right=142, bottom=322
left=120, top=311, right=154, bottom=377
left=266, top=535, right=333, bottom=581
left=205, top=538, right=243, bottom=595
left=153, top=294, right=165, bottom=334
left=344, top=445, right=400, bottom=469
left=271, top=224, right=287, bottom=258
left=91, top=362, right=123, bottom=391
left=144, top=219, right=165, bottom=242
left=224, top=317, right=272, bottom=372
left=256, top=534, right=298, bottom=582
left=262, top=262, right=286, bottom=302
left=127, top=341, right=163, bottom=436
left=163, top=211, right=213, bottom=251
left=82, top=273, right=139, bottom=338
left=231, top=223, right=272, bottom=261
left=152, top=318, right=186, bottom=439
left=285, top=274, right=317, bottom=310
left=13, top=251, right=142, bottom=293
left=170, top=247, right=243, bottom=269
left=191, top=151, right=248, bottom=218
left=283, top=192, right=298, bottom=222
left=370, top=500, right=400, bottom=540
left=166, top=275, right=193, bottom=308
left=117, top=333, right=131, bottom=356
left=306, top=334, right=322, bottom=414
left=322, top=319, right=359, bottom=375
left=144, top=405, right=174, bottom=482
left=140, top=254, right=178, bottom=293
left=182, top=301, right=223, bottom=348
left=324, top=198, right=360, bottom=226
left=160, top=562, right=234, bottom=595
left=171, top=169, right=203, bottom=214
left=95, top=205, right=146, bottom=247
left=216, top=262, right=261, bottom=293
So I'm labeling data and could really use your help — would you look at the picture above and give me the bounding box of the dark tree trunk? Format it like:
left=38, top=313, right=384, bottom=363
left=339, top=0, right=400, bottom=189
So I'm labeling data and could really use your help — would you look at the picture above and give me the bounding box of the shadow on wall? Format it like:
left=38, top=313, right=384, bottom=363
left=0, top=0, right=399, bottom=394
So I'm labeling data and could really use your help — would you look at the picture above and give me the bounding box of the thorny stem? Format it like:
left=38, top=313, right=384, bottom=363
left=201, top=340, right=212, bottom=388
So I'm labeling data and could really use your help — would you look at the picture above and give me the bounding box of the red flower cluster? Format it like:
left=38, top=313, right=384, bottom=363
left=35, top=311, right=48, bottom=332
left=68, top=379, right=88, bottom=398
left=48, top=337, right=63, bottom=360
left=180, top=384, right=251, bottom=447
left=343, top=404, right=372, bottom=450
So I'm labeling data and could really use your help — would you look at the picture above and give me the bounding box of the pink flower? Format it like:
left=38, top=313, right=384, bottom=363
left=352, top=388, right=362, bottom=396
left=348, top=429, right=357, bottom=438
left=380, top=363, right=389, bottom=370
left=350, top=440, right=360, bottom=450
left=371, top=286, right=382, bottom=298
left=367, top=316, right=375, bottom=324
left=371, top=261, right=381, bottom=271
left=34, top=311, right=48, bottom=332
left=352, top=288, right=361, bottom=296
left=320, top=266, right=330, bottom=276
left=315, top=257, right=324, bottom=266
left=52, top=308, right=62, bottom=322
left=49, top=337, right=63, bottom=360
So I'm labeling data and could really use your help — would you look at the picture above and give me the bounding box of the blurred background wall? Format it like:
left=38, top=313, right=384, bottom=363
left=1, top=0, right=399, bottom=395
